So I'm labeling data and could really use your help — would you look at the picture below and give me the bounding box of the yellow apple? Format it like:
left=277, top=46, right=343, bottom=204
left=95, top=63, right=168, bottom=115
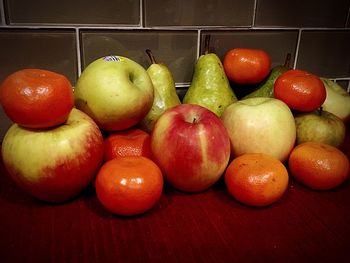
left=321, top=78, right=350, bottom=122
left=221, top=97, right=296, bottom=162
left=74, top=56, right=154, bottom=131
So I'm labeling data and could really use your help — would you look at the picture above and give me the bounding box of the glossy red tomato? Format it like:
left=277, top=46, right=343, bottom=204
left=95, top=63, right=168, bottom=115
left=223, top=48, right=271, bottom=85
left=0, top=69, right=74, bottom=128
left=274, top=69, right=326, bottom=112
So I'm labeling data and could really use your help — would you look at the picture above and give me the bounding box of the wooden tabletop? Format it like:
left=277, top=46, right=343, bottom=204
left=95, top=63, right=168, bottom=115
left=1, top=148, right=350, bottom=263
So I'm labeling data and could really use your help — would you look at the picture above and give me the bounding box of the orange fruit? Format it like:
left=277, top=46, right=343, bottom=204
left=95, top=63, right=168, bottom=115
left=288, top=142, right=349, bottom=190
left=224, top=153, right=289, bottom=207
left=95, top=156, right=163, bottom=216
left=274, top=69, right=326, bottom=112
left=103, top=128, right=152, bottom=162
left=223, top=48, right=271, bottom=85
left=0, top=68, right=73, bottom=128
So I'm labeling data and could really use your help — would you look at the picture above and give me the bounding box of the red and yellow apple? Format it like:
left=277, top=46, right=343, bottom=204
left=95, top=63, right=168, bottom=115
left=1, top=108, right=104, bottom=202
left=221, top=97, right=296, bottom=162
left=151, top=104, right=230, bottom=192
left=74, top=55, right=154, bottom=131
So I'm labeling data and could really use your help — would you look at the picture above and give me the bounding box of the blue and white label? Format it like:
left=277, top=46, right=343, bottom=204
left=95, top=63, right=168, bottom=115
left=103, top=56, right=123, bottom=62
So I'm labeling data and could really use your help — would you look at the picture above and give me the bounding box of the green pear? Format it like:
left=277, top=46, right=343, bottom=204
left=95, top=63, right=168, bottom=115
left=183, top=35, right=237, bottom=116
left=243, top=53, right=291, bottom=99
left=139, top=49, right=181, bottom=133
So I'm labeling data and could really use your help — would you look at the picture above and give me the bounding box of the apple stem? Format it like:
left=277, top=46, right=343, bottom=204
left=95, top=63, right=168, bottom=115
left=318, top=106, right=323, bottom=115
left=145, top=49, right=157, bottom=64
left=284, top=53, right=291, bottom=68
left=204, top=35, right=211, bottom=55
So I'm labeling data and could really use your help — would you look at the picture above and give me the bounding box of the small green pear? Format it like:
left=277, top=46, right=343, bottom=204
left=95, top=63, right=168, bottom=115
left=139, top=49, right=181, bottom=133
left=243, top=53, right=291, bottom=99
left=183, top=35, right=237, bottom=116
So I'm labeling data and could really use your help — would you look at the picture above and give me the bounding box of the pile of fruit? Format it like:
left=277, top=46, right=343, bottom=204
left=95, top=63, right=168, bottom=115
left=0, top=38, right=349, bottom=216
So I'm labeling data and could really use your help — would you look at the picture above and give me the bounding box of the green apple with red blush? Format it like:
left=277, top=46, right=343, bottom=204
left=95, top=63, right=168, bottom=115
left=150, top=104, right=231, bottom=192
left=1, top=108, right=104, bottom=203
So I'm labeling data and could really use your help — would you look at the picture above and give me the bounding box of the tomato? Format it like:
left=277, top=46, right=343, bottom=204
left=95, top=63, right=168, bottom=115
left=0, top=69, right=74, bottom=128
left=223, top=48, right=271, bottom=85
left=274, top=69, right=326, bottom=112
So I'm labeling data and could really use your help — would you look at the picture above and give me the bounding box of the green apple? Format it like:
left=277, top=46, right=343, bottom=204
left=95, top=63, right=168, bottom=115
left=74, top=56, right=154, bottom=131
left=321, top=78, right=350, bottom=122
left=295, top=109, right=345, bottom=148
left=221, top=97, right=296, bottom=162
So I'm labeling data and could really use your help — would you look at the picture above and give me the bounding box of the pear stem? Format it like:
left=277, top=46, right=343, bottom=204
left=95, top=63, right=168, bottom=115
left=204, top=35, right=211, bottom=55
left=145, top=49, right=157, bottom=64
left=284, top=53, right=291, bottom=68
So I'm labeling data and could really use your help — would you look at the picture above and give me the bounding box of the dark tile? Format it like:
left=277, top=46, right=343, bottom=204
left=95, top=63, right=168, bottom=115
left=5, top=0, right=140, bottom=25
left=0, top=3, right=3, bottom=25
left=144, top=0, right=255, bottom=27
left=0, top=29, right=77, bottom=84
left=335, top=80, right=349, bottom=91
left=0, top=109, right=12, bottom=142
left=201, top=30, right=298, bottom=68
left=80, top=29, right=198, bottom=84
left=255, top=0, right=349, bottom=28
left=297, top=30, right=350, bottom=78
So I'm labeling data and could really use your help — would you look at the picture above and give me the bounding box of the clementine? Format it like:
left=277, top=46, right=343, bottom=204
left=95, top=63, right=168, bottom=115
left=274, top=69, right=326, bottom=112
left=103, top=128, right=152, bottom=161
left=225, top=153, right=289, bottom=207
left=288, top=142, right=349, bottom=190
left=0, top=68, right=74, bottom=128
left=95, top=156, right=163, bottom=216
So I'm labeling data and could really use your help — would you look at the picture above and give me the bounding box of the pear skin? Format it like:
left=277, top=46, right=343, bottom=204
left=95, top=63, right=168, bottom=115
left=243, top=53, right=291, bottom=99
left=183, top=36, right=237, bottom=116
left=139, top=49, right=181, bottom=133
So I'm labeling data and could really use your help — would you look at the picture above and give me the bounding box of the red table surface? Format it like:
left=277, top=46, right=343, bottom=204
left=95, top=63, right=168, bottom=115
left=1, top=147, right=350, bottom=263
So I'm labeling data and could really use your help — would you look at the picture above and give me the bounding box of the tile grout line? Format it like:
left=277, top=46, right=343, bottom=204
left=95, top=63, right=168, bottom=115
left=293, top=29, right=303, bottom=69
left=252, top=0, right=258, bottom=27
left=75, top=28, right=82, bottom=78
left=196, top=29, right=201, bottom=59
left=139, top=0, right=144, bottom=28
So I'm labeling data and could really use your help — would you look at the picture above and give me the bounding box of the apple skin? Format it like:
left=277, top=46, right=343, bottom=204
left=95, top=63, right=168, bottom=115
left=74, top=56, right=154, bottom=131
left=221, top=97, right=296, bottom=162
left=1, top=108, right=104, bottom=203
left=321, top=78, right=350, bottom=123
left=295, top=109, right=345, bottom=148
left=151, top=104, right=230, bottom=192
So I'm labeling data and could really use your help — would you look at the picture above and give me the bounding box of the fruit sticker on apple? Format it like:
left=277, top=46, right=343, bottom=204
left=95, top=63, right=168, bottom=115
left=74, top=55, right=154, bottom=131
left=151, top=104, right=231, bottom=192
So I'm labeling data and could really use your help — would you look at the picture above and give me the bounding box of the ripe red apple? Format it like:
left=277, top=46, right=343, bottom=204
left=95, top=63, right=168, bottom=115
left=1, top=108, right=104, bottom=202
left=151, top=104, right=230, bottom=192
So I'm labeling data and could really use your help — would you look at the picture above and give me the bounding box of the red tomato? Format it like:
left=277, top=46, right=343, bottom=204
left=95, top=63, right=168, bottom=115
left=0, top=69, right=74, bottom=128
left=223, top=48, right=271, bottom=85
left=274, top=69, right=326, bottom=112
